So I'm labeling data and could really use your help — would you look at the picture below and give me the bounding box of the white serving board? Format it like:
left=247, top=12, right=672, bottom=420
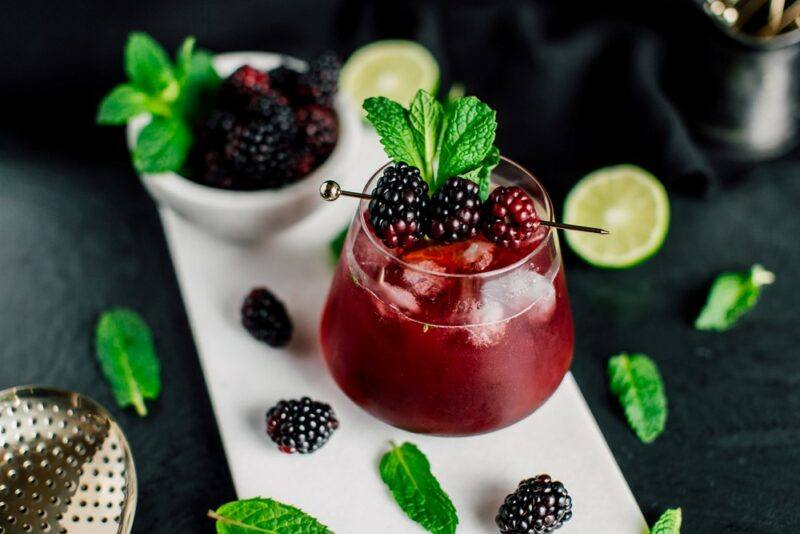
left=159, top=128, right=647, bottom=533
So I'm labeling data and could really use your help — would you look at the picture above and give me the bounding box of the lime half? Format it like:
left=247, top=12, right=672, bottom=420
left=340, top=40, right=440, bottom=109
left=563, top=165, right=670, bottom=269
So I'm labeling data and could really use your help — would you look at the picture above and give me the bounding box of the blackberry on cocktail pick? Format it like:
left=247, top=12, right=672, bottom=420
left=319, top=179, right=608, bottom=239
left=266, top=397, right=339, bottom=454
left=482, top=185, right=541, bottom=248
left=428, top=177, right=482, bottom=243
left=365, top=163, right=430, bottom=248
left=496, top=474, right=573, bottom=534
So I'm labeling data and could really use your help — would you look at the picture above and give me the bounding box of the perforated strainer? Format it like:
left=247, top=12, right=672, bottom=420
left=0, top=386, right=136, bottom=533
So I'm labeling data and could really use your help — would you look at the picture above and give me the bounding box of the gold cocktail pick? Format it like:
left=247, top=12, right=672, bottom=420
left=320, top=180, right=609, bottom=235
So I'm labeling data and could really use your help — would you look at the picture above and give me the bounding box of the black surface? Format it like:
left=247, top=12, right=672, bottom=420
left=2, top=1, right=800, bottom=532
left=0, top=151, right=238, bottom=532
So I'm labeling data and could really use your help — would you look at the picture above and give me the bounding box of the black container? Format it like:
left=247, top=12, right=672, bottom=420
left=684, top=5, right=800, bottom=160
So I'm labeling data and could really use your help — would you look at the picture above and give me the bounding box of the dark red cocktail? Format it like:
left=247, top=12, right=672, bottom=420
left=320, top=158, right=574, bottom=435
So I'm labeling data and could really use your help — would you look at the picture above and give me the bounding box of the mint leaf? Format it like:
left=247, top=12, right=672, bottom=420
left=436, top=96, right=496, bottom=188
left=95, top=308, right=161, bottom=417
left=329, top=226, right=348, bottom=265
left=380, top=442, right=458, bottom=534
left=175, top=36, right=196, bottom=86
left=209, top=498, right=332, bottom=534
left=651, top=508, right=682, bottom=534
left=409, top=90, right=444, bottom=183
left=364, top=97, right=426, bottom=176
left=133, top=117, right=193, bottom=173
left=96, top=84, right=151, bottom=125
left=608, top=353, right=667, bottom=443
left=461, top=145, right=499, bottom=201
left=173, top=49, right=221, bottom=121
left=695, top=264, right=774, bottom=332
left=124, top=32, right=177, bottom=97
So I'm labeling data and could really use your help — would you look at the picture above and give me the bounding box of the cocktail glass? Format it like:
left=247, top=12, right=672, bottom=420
left=320, top=157, right=574, bottom=435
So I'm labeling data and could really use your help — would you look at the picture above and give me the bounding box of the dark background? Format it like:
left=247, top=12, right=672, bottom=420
left=2, top=1, right=799, bottom=532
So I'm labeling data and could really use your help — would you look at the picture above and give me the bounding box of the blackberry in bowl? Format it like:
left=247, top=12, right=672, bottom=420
left=126, top=52, right=359, bottom=241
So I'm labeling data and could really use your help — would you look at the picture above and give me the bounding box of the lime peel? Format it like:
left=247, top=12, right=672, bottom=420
left=340, top=40, right=440, bottom=109
left=563, top=164, right=670, bottom=269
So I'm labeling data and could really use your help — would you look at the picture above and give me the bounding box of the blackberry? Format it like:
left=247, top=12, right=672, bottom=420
left=268, top=65, right=301, bottom=99
left=241, top=287, right=293, bottom=346
left=368, top=163, right=429, bottom=248
left=482, top=186, right=541, bottom=248
left=291, top=148, right=317, bottom=179
left=202, top=109, right=237, bottom=147
left=266, top=397, right=339, bottom=454
left=218, top=65, right=271, bottom=110
left=428, top=177, right=482, bottom=243
left=496, top=475, right=573, bottom=534
left=225, top=114, right=296, bottom=189
left=295, top=104, right=338, bottom=160
left=195, top=150, right=237, bottom=189
left=297, top=52, right=341, bottom=106
left=247, top=92, right=294, bottom=123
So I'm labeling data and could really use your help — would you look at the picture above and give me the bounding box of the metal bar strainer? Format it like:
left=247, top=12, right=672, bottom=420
left=0, top=386, right=136, bottom=533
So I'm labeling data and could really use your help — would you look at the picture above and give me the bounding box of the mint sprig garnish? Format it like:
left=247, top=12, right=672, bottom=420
left=95, top=308, right=161, bottom=417
left=209, top=497, right=332, bottom=533
left=608, top=353, right=667, bottom=443
left=435, top=96, right=496, bottom=188
left=379, top=441, right=458, bottom=534
left=409, top=89, right=444, bottom=183
left=651, top=507, right=682, bottom=533
left=98, top=32, right=221, bottom=173
left=364, top=96, right=426, bottom=173
left=364, top=89, right=498, bottom=199
left=695, top=264, right=774, bottom=332
left=461, top=145, right=499, bottom=201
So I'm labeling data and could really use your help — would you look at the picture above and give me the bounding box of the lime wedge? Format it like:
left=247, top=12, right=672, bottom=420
left=340, top=40, right=440, bottom=109
left=563, top=165, right=670, bottom=268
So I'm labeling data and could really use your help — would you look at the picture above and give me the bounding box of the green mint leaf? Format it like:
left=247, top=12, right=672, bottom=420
left=96, top=84, right=151, bottom=125
left=461, top=145, right=499, bottom=201
left=608, top=353, right=667, bottom=443
left=409, top=89, right=444, bottom=183
left=695, top=264, right=774, bottom=332
left=380, top=442, right=458, bottom=534
left=133, top=117, right=193, bottom=173
left=329, top=226, right=348, bottom=265
left=124, top=32, right=177, bottom=97
left=95, top=308, right=161, bottom=417
left=209, top=497, right=332, bottom=534
left=364, top=97, right=426, bottom=178
left=435, top=96, right=496, bottom=188
left=651, top=508, right=682, bottom=534
left=173, top=49, right=221, bottom=121
left=175, top=36, right=196, bottom=86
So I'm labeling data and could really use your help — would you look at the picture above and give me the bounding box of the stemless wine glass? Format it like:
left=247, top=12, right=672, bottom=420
left=320, top=158, right=574, bottom=436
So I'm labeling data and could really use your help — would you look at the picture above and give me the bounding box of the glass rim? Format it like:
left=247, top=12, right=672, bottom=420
left=356, top=156, right=557, bottom=279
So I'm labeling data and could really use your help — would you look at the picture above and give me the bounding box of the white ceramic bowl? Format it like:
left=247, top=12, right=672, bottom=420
left=126, top=52, right=360, bottom=242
